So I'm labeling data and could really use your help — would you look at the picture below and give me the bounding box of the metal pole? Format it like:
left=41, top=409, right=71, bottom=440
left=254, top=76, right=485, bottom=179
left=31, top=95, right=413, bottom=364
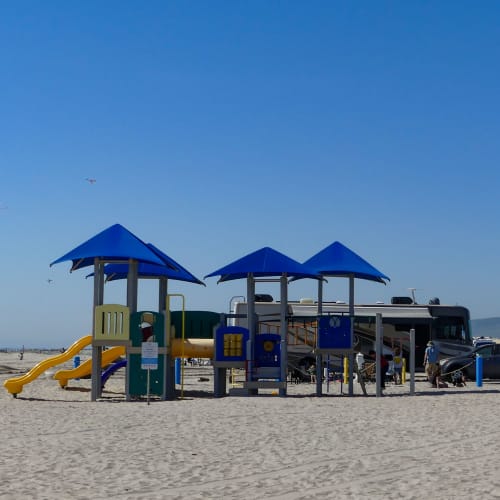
left=247, top=274, right=255, bottom=383
left=326, top=355, right=330, bottom=393
left=279, top=274, right=288, bottom=396
left=376, top=313, right=382, bottom=397
left=165, top=295, right=175, bottom=400
left=126, top=258, right=138, bottom=313
left=159, top=277, right=168, bottom=400
left=91, top=258, right=104, bottom=402
left=410, top=328, right=415, bottom=395
left=125, top=259, right=138, bottom=401
left=159, top=278, right=168, bottom=313
left=316, top=278, right=323, bottom=396
left=147, top=368, right=151, bottom=405
left=348, top=276, right=354, bottom=396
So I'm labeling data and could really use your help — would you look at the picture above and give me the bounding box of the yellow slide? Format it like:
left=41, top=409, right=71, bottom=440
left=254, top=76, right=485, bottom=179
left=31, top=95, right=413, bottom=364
left=3, top=335, right=92, bottom=397
left=54, top=345, right=125, bottom=389
left=53, top=340, right=212, bottom=388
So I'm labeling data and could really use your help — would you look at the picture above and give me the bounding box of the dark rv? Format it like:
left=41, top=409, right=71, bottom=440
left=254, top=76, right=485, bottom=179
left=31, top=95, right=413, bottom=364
left=231, top=296, right=472, bottom=368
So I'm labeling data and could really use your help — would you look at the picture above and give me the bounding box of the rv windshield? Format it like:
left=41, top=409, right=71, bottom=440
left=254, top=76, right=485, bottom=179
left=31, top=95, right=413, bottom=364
left=432, top=316, right=470, bottom=344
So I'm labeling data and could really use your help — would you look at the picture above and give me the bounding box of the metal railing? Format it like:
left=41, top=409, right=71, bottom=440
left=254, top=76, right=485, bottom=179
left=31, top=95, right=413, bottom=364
left=257, top=321, right=317, bottom=347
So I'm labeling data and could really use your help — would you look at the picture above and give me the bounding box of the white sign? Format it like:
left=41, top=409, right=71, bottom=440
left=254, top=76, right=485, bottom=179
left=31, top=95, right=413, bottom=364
left=141, top=342, right=158, bottom=370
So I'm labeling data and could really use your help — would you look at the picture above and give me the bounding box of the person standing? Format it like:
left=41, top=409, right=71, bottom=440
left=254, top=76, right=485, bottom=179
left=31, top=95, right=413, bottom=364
left=424, top=340, right=440, bottom=384
left=307, top=363, right=316, bottom=383
left=368, top=350, right=389, bottom=389
left=393, top=346, right=403, bottom=385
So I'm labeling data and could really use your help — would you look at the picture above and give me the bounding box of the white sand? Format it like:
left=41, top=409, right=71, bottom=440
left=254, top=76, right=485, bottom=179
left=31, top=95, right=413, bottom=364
left=1, top=351, right=499, bottom=499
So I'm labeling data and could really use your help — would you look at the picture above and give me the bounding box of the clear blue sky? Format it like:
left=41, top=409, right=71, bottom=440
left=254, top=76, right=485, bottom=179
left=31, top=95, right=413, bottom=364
left=2, top=1, right=500, bottom=348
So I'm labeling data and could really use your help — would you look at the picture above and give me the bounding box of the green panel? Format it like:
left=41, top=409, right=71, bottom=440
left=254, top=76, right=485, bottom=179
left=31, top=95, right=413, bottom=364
left=130, top=311, right=165, bottom=347
left=129, top=353, right=164, bottom=396
left=129, top=311, right=165, bottom=396
left=170, top=310, right=220, bottom=339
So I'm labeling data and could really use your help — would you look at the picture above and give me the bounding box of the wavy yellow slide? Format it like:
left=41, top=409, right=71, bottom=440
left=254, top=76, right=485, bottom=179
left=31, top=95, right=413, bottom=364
left=53, top=340, right=213, bottom=389
left=53, top=345, right=125, bottom=389
left=3, top=335, right=93, bottom=397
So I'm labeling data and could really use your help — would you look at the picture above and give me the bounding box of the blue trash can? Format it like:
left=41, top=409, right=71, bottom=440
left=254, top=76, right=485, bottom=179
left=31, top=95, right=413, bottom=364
left=73, top=355, right=81, bottom=380
left=476, top=354, right=483, bottom=387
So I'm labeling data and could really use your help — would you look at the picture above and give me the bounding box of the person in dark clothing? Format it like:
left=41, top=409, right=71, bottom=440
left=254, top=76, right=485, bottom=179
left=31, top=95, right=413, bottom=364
left=368, top=350, right=389, bottom=389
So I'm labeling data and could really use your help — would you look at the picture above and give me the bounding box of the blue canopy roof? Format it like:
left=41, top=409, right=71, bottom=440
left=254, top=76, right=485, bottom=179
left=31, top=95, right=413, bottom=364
left=102, top=263, right=204, bottom=285
left=145, top=243, right=202, bottom=281
left=302, top=241, right=390, bottom=283
left=50, top=223, right=165, bottom=271
left=96, top=244, right=204, bottom=285
left=205, top=246, right=319, bottom=283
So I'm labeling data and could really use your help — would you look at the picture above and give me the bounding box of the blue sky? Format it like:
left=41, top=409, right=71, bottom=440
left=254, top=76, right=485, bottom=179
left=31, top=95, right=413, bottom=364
left=2, top=1, right=500, bottom=348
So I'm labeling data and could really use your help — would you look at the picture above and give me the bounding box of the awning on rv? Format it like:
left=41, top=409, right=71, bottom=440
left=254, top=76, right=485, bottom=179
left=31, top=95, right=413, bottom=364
left=290, top=304, right=433, bottom=319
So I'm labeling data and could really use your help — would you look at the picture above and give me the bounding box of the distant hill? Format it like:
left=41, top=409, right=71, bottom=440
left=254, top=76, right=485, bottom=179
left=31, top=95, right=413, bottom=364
left=471, top=317, right=500, bottom=339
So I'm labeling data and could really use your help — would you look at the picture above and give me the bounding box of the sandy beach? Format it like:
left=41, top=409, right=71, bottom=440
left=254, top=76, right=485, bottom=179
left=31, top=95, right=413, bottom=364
left=1, top=351, right=500, bottom=499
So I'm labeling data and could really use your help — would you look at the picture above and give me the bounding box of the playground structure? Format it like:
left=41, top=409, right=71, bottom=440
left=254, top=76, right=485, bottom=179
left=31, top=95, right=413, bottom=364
left=3, top=306, right=414, bottom=399
left=4, top=297, right=417, bottom=399
left=4, top=304, right=320, bottom=398
left=2, top=297, right=378, bottom=398
left=3, top=304, right=215, bottom=398
left=35, top=224, right=396, bottom=400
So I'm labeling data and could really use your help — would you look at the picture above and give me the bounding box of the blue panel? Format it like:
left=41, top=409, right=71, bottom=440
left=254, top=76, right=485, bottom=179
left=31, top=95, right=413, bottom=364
left=254, top=334, right=281, bottom=367
left=215, top=326, right=249, bottom=362
left=318, top=316, right=352, bottom=349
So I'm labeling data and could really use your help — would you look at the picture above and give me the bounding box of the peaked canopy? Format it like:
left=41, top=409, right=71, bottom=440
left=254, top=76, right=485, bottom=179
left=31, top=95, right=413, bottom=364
left=50, top=224, right=165, bottom=271
left=95, top=244, right=204, bottom=286
left=302, top=241, right=390, bottom=283
left=204, top=246, right=319, bottom=283
left=205, top=246, right=319, bottom=396
left=101, top=263, right=204, bottom=285
left=301, top=241, right=389, bottom=397
left=145, top=243, right=203, bottom=284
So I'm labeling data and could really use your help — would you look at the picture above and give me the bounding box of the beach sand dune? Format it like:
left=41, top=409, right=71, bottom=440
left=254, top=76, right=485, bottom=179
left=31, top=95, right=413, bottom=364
left=1, top=352, right=499, bottom=499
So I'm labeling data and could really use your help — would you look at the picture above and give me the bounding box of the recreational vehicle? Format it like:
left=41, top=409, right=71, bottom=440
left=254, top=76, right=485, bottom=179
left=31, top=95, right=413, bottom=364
left=231, top=296, right=473, bottom=369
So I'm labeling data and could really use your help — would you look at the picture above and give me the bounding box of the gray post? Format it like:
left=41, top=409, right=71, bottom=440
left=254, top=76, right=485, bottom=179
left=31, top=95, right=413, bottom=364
left=375, top=313, right=382, bottom=397
left=279, top=275, right=288, bottom=397
left=165, top=296, right=175, bottom=400
left=410, top=328, right=415, bottom=395
left=246, top=274, right=255, bottom=383
left=126, top=258, right=138, bottom=313
left=91, top=258, right=104, bottom=402
left=125, top=259, right=138, bottom=401
left=214, top=367, right=227, bottom=397
left=159, top=277, right=168, bottom=400
left=316, top=278, right=323, bottom=396
left=158, top=278, right=168, bottom=313
left=348, top=276, right=355, bottom=396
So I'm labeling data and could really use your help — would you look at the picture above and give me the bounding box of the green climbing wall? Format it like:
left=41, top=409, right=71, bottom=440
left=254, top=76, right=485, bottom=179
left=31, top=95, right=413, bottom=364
left=129, top=311, right=165, bottom=397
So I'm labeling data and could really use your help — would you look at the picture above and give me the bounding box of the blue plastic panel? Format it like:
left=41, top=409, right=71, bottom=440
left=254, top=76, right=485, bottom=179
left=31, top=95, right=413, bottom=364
left=318, top=316, right=352, bottom=349
left=215, top=326, right=249, bottom=362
